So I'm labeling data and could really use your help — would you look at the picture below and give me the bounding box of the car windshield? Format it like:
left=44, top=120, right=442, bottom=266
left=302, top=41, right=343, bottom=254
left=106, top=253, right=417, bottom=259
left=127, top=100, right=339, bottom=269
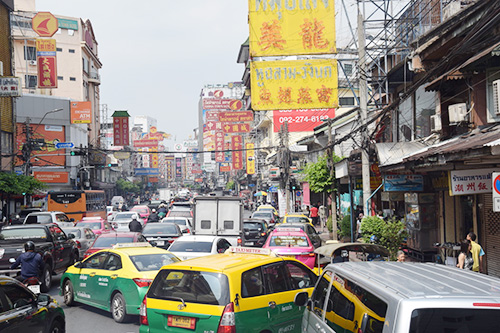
left=142, top=224, right=178, bottom=234
left=115, top=213, right=135, bottom=220
left=165, top=219, right=187, bottom=226
left=169, top=241, right=212, bottom=253
left=28, top=215, right=52, bottom=223
left=269, top=235, right=310, bottom=247
left=93, top=236, right=135, bottom=248
left=148, top=270, right=230, bottom=306
left=62, top=228, right=81, bottom=238
left=78, top=222, right=102, bottom=230
left=252, top=213, right=271, bottom=218
left=129, top=253, right=180, bottom=271
left=286, top=216, right=310, bottom=223
left=0, top=228, right=46, bottom=240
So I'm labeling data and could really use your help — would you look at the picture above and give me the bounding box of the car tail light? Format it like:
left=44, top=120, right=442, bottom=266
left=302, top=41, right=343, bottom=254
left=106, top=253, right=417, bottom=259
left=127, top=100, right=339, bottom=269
left=140, top=296, right=148, bottom=325
left=73, top=240, right=81, bottom=249
left=133, top=278, right=153, bottom=288
left=308, top=253, right=315, bottom=257
left=217, top=302, right=235, bottom=333
left=261, top=232, right=267, bottom=236
left=237, top=237, right=242, bottom=246
left=186, top=228, right=190, bottom=234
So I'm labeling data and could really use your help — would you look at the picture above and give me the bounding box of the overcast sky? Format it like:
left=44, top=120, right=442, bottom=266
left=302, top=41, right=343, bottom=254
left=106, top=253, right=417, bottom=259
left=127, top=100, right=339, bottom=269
left=37, top=0, right=249, bottom=146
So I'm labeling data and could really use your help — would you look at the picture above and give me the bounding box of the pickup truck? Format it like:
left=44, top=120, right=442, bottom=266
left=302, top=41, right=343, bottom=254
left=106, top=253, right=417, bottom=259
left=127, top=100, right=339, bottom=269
left=0, top=223, right=79, bottom=292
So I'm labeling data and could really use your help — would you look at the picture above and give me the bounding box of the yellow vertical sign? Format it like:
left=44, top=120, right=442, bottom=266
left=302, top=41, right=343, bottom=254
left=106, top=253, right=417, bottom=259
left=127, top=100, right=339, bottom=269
left=248, top=0, right=336, bottom=56
left=246, top=143, right=255, bottom=175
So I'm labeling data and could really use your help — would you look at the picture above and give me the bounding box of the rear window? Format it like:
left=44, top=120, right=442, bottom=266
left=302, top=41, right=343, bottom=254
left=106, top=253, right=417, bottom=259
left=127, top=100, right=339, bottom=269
left=409, top=308, right=500, bottom=332
left=78, top=222, right=102, bottom=230
left=148, top=270, right=230, bottom=305
left=142, top=224, right=179, bottom=234
left=244, top=222, right=264, bottom=230
left=129, top=253, right=180, bottom=271
left=116, top=213, right=135, bottom=219
left=269, top=235, right=310, bottom=247
left=26, top=214, right=52, bottom=223
left=169, top=241, right=212, bottom=253
left=168, top=211, right=192, bottom=218
left=0, top=228, right=47, bottom=240
left=63, top=229, right=81, bottom=238
left=168, top=219, right=187, bottom=226
left=286, top=216, right=310, bottom=223
left=93, top=236, right=134, bottom=247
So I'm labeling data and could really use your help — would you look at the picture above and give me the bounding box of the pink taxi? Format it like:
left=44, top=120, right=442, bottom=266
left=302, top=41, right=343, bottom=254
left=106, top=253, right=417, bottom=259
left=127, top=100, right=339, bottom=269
left=263, top=227, right=316, bottom=269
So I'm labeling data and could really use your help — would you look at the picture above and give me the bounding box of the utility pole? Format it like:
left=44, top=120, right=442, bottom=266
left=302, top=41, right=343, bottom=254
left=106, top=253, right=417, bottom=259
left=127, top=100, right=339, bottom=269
left=22, top=119, right=33, bottom=176
left=279, top=122, right=290, bottom=214
left=358, top=11, right=371, bottom=216
left=327, top=120, right=338, bottom=238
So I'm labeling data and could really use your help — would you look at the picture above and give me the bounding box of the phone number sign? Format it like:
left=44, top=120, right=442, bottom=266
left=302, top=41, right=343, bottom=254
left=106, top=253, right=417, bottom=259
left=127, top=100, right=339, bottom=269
left=273, top=109, right=335, bottom=132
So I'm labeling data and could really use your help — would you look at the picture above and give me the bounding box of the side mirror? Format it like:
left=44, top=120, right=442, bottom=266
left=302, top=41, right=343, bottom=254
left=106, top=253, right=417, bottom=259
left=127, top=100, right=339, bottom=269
left=74, top=261, right=83, bottom=269
left=294, top=291, right=308, bottom=307
left=149, top=241, right=157, bottom=247
left=182, top=229, right=188, bottom=234
left=68, top=233, right=75, bottom=239
left=70, top=218, right=75, bottom=222
left=37, top=293, right=51, bottom=307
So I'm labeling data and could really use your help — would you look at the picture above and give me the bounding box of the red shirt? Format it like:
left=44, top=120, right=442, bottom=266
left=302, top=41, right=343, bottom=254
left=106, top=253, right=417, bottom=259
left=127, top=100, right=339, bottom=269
left=310, top=206, right=319, bottom=217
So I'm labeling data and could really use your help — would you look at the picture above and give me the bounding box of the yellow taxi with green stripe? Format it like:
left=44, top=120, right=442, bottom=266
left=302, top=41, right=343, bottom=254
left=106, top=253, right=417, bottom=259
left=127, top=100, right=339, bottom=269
left=60, top=242, right=180, bottom=322
left=280, top=214, right=314, bottom=227
left=139, top=246, right=318, bottom=333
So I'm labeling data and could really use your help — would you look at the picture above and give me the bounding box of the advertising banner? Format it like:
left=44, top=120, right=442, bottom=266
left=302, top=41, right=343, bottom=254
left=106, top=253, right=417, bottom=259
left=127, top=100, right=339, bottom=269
left=205, top=110, right=219, bottom=121
left=449, top=168, right=495, bottom=196
left=133, top=139, right=159, bottom=148
left=215, top=131, right=225, bottom=162
left=70, top=101, right=92, bottom=124
left=219, top=111, right=254, bottom=122
left=112, top=116, right=130, bottom=146
left=0, top=77, right=21, bottom=97
left=16, top=123, right=65, bottom=167
left=273, top=108, right=335, bottom=132
left=249, top=0, right=335, bottom=57
left=222, top=123, right=251, bottom=134
left=34, top=171, right=68, bottom=184
left=32, top=12, right=58, bottom=37
left=203, top=99, right=243, bottom=110
left=36, top=39, right=56, bottom=56
left=246, top=143, right=255, bottom=175
left=251, top=59, right=338, bottom=111
left=384, top=175, right=424, bottom=192
left=135, top=168, right=159, bottom=176
left=232, top=135, right=243, bottom=170
left=37, top=56, right=57, bottom=89
left=175, top=157, right=182, bottom=178
left=220, top=164, right=231, bottom=172
left=151, top=146, right=158, bottom=168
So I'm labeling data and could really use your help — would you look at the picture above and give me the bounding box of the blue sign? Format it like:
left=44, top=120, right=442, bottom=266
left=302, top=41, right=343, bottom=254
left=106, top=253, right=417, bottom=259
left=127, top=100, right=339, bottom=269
left=55, top=142, right=74, bottom=149
left=384, top=175, right=424, bottom=192
left=296, top=191, right=301, bottom=197
left=268, top=186, right=278, bottom=193
left=248, top=184, right=255, bottom=187
left=135, top=168, right=159, bottom=176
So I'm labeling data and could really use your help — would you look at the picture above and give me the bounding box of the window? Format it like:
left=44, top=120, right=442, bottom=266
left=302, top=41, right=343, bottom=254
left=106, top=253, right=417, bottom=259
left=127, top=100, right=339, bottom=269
left=57, top=76, right=63, bottom=81
left=24, top=46, right=36, bottom=61
left=103, top=254, right=122, bottom=271
left=68, top=29, right=75, bottom=36
left=311, top=274, right=330, bottom=317
left=216, top=239, right=231, bottom=253
left=285, top=261, right=317, bottom=289
left=69, top=49, right=75, bottom=53
left=409, top=308, right=500, bottom=332
left=329, top=287, right=355, bottom=321
left=25, top=75, right=37, bottom=88
left=86, top=252, right=109, bottom=269
left=56, top=48, right=62, bottom=52
left=70, top=77, right=76, bottom=81
left=262, top=263, right=288, bottom=293
left=339, top=97, right=355, bottom=106
left=2, top=284, right=35, bottom=310
left=242, top=267, right=264, bottom=297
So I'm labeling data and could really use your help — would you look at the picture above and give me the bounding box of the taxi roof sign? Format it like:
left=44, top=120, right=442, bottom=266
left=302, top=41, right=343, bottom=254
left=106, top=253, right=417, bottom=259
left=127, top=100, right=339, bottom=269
left=112, top=242, right=152, bottom=249
left=226, top=246, right=274, bottom=256
left=275, top=227, right=302, bottom=232
left=32, top=12, right=59, bottom=37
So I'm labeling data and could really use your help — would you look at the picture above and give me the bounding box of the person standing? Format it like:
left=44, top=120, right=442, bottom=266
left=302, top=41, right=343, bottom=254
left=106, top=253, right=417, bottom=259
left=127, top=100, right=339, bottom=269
left=467, top=232, right=485, bottom=273
left=310, top=205, right=319, bottom=226
left=457, top=239, right=473, bottom=270
left=356, top=213, right=364, bottom=239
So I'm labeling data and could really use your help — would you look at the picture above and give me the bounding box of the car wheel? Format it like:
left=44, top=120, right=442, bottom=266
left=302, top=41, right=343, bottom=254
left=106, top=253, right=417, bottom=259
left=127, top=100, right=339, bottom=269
left=48, top=318, right=64, bottom=333
left=40, top=265, right=52, bottom=293
left=63, top=280, right=75, bottom=306
left=111, top=293, right=131, bottom=323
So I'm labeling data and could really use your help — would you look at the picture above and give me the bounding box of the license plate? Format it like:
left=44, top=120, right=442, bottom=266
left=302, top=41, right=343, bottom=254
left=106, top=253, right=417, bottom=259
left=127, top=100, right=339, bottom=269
left=156, top=240, right=165, bottom=246
left=167, top=315, right=196, bottom=329
left=28, top=284, right=40, bottom=294
left=245, top=242, right=254, bottom=246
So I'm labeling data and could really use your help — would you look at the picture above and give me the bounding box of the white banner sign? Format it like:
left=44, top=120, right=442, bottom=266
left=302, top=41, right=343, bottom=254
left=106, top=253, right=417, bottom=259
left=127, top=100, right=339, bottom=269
left=449, top=168, right=497, bottom=196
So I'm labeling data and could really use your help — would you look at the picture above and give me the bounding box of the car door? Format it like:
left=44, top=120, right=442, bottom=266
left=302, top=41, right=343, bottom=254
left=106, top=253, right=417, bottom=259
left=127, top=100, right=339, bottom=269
left=74, top=252, right=109, bottom=306
left=84, top=228, right=96, bottom=253
left=0, top=283, right=43, bottom=333
left=92, top=253, right=122, bottom=306
left=307, top=225, right=322, bottom=248
left=302, top=270, right=336, bottom=333
left=50, top=224, right=73, bottom=269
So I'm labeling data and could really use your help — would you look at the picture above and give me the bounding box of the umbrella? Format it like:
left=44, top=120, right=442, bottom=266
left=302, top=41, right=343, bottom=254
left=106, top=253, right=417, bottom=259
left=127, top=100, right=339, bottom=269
left=254, top=191, right=268, bottom=197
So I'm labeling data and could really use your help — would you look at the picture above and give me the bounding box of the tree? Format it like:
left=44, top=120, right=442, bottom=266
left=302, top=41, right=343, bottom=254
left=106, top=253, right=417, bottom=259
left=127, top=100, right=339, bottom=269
left=0, top=172, right=46, bottom=195
left=116, top=178, right=140, bottom=196
left=360, top=216, right=408, bottom=260
left=301, top=153, right=342, bottom=193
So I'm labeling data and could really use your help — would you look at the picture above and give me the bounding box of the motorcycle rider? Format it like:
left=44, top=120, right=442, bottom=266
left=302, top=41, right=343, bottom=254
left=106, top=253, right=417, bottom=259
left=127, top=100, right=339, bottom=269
left=148, top=209, right=160, bottom=223
left=129, top=216, right=143, bottom=232
left=10, top=241, right=44, bottom=282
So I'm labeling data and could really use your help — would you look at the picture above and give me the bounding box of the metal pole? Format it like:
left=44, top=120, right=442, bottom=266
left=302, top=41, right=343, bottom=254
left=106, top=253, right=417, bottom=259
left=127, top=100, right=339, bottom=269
left=328, top=120, right=338, bottom=239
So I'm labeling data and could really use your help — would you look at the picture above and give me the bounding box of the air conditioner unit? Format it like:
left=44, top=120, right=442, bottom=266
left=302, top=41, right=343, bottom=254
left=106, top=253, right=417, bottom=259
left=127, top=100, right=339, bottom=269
left=430, top=114, right=442, bottom=132
left=448, top=103, right=467, bottom=124
left=492, top=79, right=500, bottom=115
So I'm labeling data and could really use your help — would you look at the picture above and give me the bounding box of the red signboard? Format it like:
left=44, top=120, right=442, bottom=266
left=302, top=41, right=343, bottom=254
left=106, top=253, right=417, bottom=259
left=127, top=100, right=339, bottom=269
left=133, top=139, right=159, bottom=147
left=220, top=164, right=231, bottom=172
left=32, top=12, right=58, bottom=37
left=113, top=117, right=130, bottom=146
left=16, top=123, right=66, bottom=167
left=37, top=56, right=57, bottom=88
left=34, top=171, right=69, bottom=184
left=232, top=135, right=243, bottom=170
left=70, top=101, right=92, bottom=124
left=215, top=130, right=225, bottom=162
left=223, top=123, right=251, bottom=133
left=272, top=109, right=335, bottom=132
left=203, top=99, right=243, bottom=110
left=205, top=110, right=219, bottom=121
left=219, top=111, right=253, bottom=123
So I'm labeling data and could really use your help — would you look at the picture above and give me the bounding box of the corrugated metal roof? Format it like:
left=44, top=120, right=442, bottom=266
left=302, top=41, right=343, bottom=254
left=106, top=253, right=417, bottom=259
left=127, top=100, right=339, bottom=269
left=376, top=142, right=427, bottom=167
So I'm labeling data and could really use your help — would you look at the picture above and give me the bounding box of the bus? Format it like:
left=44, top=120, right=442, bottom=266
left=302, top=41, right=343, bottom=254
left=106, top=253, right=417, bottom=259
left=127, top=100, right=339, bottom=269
left=47, top=190, right=107, bottom=222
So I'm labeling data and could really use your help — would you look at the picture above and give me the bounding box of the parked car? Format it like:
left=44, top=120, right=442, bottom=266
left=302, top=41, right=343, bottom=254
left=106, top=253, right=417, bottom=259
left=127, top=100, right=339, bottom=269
left=61, top=243, right=180, bottom=323
left=111, top=211, right=141, bottom=231
left=83, top=231, right=148, bottom=258
left=0, top=223, right=80, bottom=292
left=167, top=235, right=231, bottom=261
left=76, top=218, right=114, bottom=235
left=242, top=218, right=270, bottom=247
left=130, top=205, right=151, bottom=223
left=0, top=275, right=66, bottom=332
left=161, top=216, right=192, bottom=234
left=23, top=211, right=74, bottom=225
left=263, top=227, right=316, bottom=269
left=61, top=226, right=97, bottom=259
left=141, top=223, right=182, bottom=249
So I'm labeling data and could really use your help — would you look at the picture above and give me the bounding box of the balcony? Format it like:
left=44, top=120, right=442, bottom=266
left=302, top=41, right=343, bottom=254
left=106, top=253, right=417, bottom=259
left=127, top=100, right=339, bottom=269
left=88, top=71, right=101, bottom=85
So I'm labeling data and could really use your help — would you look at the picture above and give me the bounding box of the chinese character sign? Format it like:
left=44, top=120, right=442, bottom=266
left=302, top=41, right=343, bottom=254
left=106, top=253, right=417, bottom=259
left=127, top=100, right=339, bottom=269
left=37, top=56, right=57, bottom=88
left=249, top=0, right=335, bottom=57
left=215, top=130, right=225, bottom=162
left=113, top=117, right=129, bottom=146
left=232, top=135, right=243, bottom=170
left=246, top=143, right=255, bottom=175
left=251, top=59, right=338, bottom=111
left=449, top=169, right=495, bottom=196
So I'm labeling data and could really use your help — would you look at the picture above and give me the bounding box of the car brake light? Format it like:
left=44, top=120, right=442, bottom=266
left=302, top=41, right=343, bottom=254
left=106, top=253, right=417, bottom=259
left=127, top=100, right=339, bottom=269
left=308, top=253, right=315, bottom=257
left=237, top=237, right=242, bottom=246
left=75, top=240, right=81, bottom=249
left=186, top=228, right=190, bottom=234
left=261, top=232, right=266, bottom=236
left=133, top=278, right=153, bottom=288
left=140, top=296, right=148, bottom=325
left=217, top=302, right=235, bottom=333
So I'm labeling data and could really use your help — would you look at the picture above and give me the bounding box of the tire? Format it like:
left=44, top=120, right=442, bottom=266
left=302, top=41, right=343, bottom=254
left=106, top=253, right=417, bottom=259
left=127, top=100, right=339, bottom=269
left=47, top=318, right=64, bottom=333
left=111, top=293, right=131, bottom=323
left=63, top=280, right=75, bottom=306
left=40, top=264, right=52, bottom=293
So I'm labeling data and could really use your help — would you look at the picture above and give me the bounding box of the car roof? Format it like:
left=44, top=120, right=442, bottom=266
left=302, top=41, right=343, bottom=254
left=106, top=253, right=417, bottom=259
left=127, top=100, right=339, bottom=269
left=269, top=228, right=308, bottom=237
left=172, top=235, right=221, bottom=242
left=97, top=231, right=140, bottom=237
left=109, top=246, right=175, bottom=256
left=327, top=262, right=500, bottom=299
left=27, top=211, right=64, bottom=216
left=3, top=223, right=57, bottom=229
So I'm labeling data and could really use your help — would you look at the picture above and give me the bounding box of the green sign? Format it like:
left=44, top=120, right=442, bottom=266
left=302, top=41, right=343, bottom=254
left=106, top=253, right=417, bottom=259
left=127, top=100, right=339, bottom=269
left=58, top=18, right=78, bottom=30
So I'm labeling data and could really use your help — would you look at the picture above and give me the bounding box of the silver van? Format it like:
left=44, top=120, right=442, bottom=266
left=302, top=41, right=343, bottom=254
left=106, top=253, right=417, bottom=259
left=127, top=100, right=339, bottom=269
left=294, top=262, right=500, bottom=332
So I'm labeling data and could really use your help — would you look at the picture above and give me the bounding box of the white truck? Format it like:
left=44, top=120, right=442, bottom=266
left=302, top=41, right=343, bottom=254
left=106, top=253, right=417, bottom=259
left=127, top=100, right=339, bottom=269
left=192, top=196, right=243, bottom=246
left=158, top=188, right=172, bottom=202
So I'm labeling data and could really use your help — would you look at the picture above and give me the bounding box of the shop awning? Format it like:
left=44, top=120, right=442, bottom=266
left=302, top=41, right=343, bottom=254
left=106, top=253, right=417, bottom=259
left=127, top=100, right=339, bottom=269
left=375, top=142, right=427, bottom=167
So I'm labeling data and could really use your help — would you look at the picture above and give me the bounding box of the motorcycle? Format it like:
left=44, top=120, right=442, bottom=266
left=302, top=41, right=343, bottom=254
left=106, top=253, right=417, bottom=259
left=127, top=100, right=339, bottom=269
left=9, top=258, right=42, bottom=294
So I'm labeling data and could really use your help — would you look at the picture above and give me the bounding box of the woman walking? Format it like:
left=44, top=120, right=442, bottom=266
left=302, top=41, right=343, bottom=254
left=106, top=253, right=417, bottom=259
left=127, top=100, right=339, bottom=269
left=457, top=239, right=473, bottom=270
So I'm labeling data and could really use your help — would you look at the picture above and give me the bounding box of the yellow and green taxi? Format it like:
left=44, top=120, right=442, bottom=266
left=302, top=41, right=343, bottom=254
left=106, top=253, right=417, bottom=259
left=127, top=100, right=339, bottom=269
left=280, top=214, right=314, bottom=227
left=140, top=246, right=318, bottom=333
left=257, top=204, right=278, bottom=216
left=60, top=242, right=180, bottom=322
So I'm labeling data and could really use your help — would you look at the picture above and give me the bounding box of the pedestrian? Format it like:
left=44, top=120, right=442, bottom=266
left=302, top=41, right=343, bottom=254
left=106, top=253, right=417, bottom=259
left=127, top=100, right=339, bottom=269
left=319, top=203, right=326, bottom=228
left=457, top=239, right=473, bottom=270
left=356, top=212, right=364, bottom=239
left=396, top=250, right=406, bottom=262
left=129, top=216, right=143, bottom=233
left=310, top=204, right=319, bottom=226
left=466, top=232, right=485, bottom=273
left=305, top=205, right=310, bottom=217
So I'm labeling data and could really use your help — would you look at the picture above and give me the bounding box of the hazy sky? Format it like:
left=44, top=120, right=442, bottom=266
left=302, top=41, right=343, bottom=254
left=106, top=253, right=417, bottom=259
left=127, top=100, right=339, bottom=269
left=36, top=0, right=249, bottom=146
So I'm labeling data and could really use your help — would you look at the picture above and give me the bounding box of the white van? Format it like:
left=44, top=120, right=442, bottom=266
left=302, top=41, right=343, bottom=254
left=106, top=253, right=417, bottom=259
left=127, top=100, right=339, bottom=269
left=295, top=262, right=500, bottom=332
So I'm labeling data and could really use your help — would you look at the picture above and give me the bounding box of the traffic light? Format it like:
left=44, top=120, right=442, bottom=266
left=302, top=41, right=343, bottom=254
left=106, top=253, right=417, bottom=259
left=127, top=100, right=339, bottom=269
left=70, top=150, right=85, bottom=156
